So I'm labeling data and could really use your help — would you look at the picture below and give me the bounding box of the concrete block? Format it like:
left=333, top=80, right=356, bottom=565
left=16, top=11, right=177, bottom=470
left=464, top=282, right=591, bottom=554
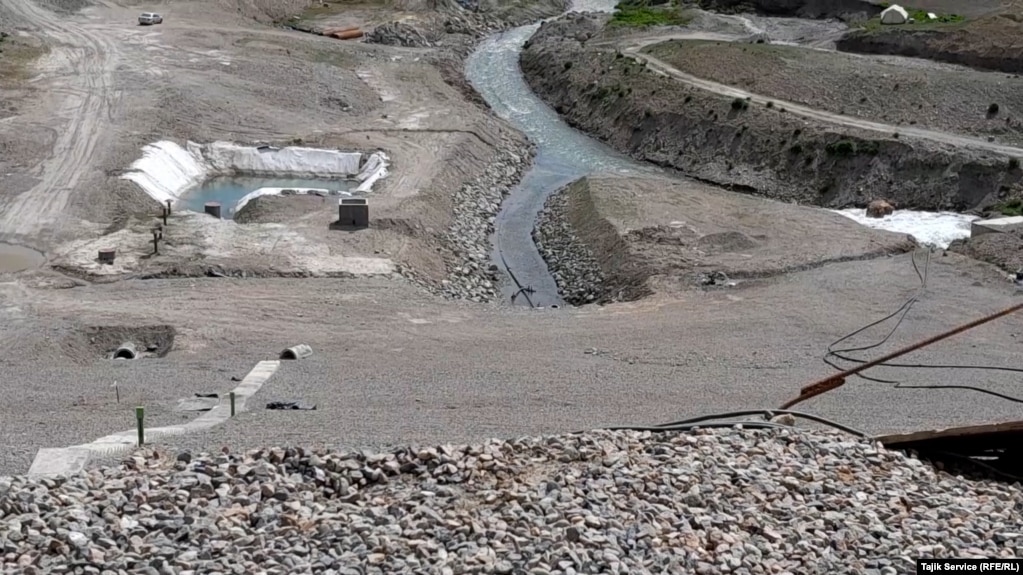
left=27, top=447, right=93, bottom=477
left=338, top=198, right=369, bottom=228
left=971, top=216, right=1023, bottom=238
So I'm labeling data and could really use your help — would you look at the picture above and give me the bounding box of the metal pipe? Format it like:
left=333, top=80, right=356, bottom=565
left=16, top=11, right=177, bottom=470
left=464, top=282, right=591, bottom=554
left=781, top=301, right=1023, bottom=410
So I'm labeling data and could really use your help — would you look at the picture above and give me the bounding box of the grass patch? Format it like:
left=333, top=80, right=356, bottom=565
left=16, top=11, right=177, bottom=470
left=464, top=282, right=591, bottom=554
left=610, top=3, right=692, bottom=27
left=996, top=198, right=1023, bottom=216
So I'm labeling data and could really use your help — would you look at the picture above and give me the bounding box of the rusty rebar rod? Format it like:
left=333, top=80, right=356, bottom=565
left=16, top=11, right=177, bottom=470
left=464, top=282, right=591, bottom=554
left=780, top=301, right=1023, bottom=410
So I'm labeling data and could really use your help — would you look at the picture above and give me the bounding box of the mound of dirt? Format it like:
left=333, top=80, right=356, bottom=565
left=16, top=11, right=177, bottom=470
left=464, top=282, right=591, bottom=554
left=948, top=231, right=1023, bottom=276
left=534, top=175, right=917, bottom=304
left=233, top=193, right=335, bottom=224
left=520, top=19, right=1023, bottom=212
left=696, top=0, right=880, bottom=20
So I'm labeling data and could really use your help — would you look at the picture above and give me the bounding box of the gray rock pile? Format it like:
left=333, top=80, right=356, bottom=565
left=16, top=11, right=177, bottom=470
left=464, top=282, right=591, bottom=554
left=2, top=428, right=1022, bottom=574
left=366, top=22, right=434, bottom=48
left=534, top=190, right=606, bottom=305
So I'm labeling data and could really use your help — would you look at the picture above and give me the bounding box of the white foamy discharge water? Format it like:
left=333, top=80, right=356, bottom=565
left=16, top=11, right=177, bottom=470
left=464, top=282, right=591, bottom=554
left=833, top=209, right=978, bottom=249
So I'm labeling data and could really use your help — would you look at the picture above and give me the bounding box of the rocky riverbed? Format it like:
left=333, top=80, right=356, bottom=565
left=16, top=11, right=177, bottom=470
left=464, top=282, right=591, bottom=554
left=2, top=428, right=1021, bottom=574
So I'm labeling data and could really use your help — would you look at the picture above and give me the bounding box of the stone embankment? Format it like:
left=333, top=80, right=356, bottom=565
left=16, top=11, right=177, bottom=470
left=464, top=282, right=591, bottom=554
left=534, top=178, right=651, bottom=306
left=399, top=137, right=536, bottom=303
left=2, top=428, right=1020, bottom=574
left=520, top=14, right=1023, bottom=212
left=533, top=183, right=607, bottom=305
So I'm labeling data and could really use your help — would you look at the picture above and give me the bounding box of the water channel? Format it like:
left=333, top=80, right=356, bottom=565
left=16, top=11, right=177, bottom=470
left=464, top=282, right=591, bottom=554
left=466, top=0, right=654, bottom=308
left=465, top=2, right=976, bottom=308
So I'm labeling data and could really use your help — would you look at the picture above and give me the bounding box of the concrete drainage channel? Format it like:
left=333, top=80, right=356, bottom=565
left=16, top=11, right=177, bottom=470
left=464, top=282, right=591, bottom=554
left=26, top=344, right=317, bottom=477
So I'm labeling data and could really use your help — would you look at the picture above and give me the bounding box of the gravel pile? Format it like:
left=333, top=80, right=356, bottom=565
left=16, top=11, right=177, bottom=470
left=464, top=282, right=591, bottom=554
left=400, top=138, right=534, bottom=303
left=366, top=22, right=434, bottom=48
left=2, top=428, right=1021, bottom=574
left=534, top=189, right=606, bottom=305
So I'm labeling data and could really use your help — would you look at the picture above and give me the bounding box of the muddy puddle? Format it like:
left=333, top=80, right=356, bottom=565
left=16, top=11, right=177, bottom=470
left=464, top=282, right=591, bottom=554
left=0, top=243, right=44, bottom=273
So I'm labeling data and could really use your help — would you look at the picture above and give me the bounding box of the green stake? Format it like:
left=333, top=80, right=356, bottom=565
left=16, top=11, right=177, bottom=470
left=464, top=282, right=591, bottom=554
left=135, top=406, right=145, bottom=446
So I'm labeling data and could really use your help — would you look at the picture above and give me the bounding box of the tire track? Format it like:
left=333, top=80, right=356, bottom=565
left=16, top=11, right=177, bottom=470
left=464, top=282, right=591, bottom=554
left=0, top=0, right=119, bottom=241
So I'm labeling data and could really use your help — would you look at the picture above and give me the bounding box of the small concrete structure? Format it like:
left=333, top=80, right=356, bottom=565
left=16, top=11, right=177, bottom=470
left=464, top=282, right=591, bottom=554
left=971, top=216, right=1023, bottom=238
left=98, top=248, right=116, bottom=264
left=338, top=198, right=369, bottom=228
left=280, top=344, right=314, bottom=360
left=204, top=201, right=222, bottom=219
left=112, top=342, right=138, bottom=360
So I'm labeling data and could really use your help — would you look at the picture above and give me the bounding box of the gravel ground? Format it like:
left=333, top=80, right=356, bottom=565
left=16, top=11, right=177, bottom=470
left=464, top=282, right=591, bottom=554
left=2, top=428, right=1022, bottom=574
left=3, top=251, right=1022, bottom=475
left=0, top=358, right=258, bottom=474
left=645, top=39, right=1023, bottom=146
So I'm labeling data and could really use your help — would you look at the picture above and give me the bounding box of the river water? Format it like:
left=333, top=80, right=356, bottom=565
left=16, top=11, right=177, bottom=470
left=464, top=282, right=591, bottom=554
left=465, top=2, right=976, bottom=307
left=465, top=1, right=655, bottom=308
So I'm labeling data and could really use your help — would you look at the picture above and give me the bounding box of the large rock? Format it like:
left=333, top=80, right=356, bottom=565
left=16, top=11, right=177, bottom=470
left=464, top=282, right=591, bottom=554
left=866, top=199, right=895, bottom=218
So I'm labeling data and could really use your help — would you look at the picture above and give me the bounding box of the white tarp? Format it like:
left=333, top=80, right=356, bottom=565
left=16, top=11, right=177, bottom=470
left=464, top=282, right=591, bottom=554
left=880, top=4, right=909, bottom=24
left=121, top=140, right=389, bottom=211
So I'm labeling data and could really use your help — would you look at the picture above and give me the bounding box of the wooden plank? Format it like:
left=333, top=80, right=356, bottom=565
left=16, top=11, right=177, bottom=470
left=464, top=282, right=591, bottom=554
left=876, top=420, right=1023, bottom=448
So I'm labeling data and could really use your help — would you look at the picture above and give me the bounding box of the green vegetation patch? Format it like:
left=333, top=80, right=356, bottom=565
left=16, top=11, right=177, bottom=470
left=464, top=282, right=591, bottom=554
left=995, top=198, right=1023, bottom=216
left=861, top=5, right=965, bottom=32
left=610, top=2, right=692, bottom=27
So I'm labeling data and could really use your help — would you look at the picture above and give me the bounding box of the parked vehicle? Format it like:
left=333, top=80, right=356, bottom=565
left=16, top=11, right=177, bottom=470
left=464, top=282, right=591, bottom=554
left=138, top=12, right=163, bottom=25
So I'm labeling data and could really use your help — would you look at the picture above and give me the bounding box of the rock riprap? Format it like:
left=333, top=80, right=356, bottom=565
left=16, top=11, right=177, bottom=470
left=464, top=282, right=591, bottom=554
left=2, top=429, right=1021, bottom=574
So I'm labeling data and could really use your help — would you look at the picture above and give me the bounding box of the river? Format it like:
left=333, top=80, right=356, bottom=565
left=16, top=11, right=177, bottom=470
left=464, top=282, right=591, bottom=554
left=465, top=2, right=976, bottom=307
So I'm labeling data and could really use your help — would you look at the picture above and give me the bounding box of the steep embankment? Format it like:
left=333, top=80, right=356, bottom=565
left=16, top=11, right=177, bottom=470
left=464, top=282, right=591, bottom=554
left=695, top=0, right=880, bottom=20
left=520, top=15, right=1022, bottom=211
left=836, top=15, right=1023, bottom=75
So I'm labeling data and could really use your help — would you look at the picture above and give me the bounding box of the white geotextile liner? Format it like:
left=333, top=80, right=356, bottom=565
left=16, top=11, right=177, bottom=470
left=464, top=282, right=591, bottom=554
left=121, top=140, right=389, bottom=211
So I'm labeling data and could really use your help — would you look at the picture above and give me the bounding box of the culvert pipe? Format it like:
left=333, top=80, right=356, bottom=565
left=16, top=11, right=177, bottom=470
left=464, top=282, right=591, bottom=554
left=113, top=342, right=138, bottom=360
left=280, top=344, right=313, bottom=360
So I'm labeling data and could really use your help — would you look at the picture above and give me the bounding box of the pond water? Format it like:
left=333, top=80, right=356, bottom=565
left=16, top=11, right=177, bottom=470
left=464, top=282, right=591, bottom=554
left=181, top=176, right=358, bottom=219
left=0, top=243, right=45, bottom=273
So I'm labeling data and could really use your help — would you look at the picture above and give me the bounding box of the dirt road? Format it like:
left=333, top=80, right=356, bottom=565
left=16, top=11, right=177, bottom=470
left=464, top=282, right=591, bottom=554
left=0, top=0, right=119, bottom=242
left=619, top=33, right=1023, bottom=158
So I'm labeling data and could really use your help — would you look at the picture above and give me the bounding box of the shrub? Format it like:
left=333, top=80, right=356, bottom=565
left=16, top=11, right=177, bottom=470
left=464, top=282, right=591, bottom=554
left=731, top=98, right=748, bottom=110
left=1010, top=157, right=1020, bottom=170
left=564, top=61, right=573, bottom=70
left=989, top=103, right=1000, bottom=115
left=825, top=140, right=856, bottom=156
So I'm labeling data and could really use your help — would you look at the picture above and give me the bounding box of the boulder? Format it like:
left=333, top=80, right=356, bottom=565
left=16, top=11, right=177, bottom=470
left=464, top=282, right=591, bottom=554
left=866, top=199, right=895, bottom=218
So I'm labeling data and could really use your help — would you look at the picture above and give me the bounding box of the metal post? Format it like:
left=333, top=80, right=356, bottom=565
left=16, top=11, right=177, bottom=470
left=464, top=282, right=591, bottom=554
left=135, top=407, right=145, bottom=446
left=151, top=230, right=160, bottom=255
left=161, top=206, right=168, bottom=226
left=230, top=392, right=236, bottom=417
left=165, top=199, right=172, bottom=216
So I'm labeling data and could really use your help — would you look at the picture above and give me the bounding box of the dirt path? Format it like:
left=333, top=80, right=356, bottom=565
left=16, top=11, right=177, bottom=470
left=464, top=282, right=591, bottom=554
left=0, top=0, right=120, bottom=241
left=618, top=33, right=1023, bottom=158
